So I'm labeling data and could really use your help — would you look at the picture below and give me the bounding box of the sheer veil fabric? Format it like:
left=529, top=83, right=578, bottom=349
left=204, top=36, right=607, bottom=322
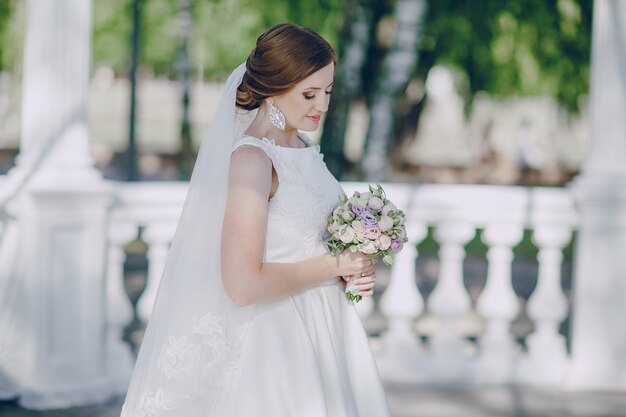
left=120, top=63, right=258, bottom=417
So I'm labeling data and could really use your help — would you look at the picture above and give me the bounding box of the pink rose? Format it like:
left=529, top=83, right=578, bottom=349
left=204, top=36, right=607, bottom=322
left=363, top=226, right=382, bottom=240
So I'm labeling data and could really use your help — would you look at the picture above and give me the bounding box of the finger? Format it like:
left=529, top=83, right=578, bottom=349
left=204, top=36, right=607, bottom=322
left=360, top=265, right=376, bottom=276
left=356, top=281, right=376, bottom=290
left=359, top=289, right=374, bottom=297
left=354, top=276, right=376, bottom=286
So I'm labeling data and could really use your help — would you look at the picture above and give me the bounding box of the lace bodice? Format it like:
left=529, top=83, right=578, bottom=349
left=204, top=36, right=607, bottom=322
left=231, top=135, right=344, bottom=262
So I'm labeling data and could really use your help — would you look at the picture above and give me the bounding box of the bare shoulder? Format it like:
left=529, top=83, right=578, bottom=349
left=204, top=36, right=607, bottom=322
left=230, top=144, right=273, bottom=177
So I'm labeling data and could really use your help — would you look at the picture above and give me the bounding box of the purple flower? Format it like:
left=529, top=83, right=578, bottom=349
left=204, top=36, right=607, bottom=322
left=391, top=238, right=403, bottom=253
left=352, top=205, right=365, bottom=216
left=360, top=212, right=378, bottom=227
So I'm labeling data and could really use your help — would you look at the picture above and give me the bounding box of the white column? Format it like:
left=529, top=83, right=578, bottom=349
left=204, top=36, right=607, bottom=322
left=18, top=190, right=113, bottom=410
left=137, top=223, right=175, bottom=322
left=568, top=0, right=626, bottom=391
left=106, top=224, right=137, bottom=394
left=427, top=221, right=474, bottom=381
left=15, top=0, right=99, bottom=183
left=7, top=0, right=115, bottom=409
left=475, top=223, right=523, bottom=384
left=518, top=224, right=571, bottom=385
left=376, top=222, right=427, bottom=383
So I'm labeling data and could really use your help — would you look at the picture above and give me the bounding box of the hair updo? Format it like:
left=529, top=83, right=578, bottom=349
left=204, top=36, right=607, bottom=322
left=236, top=23, right=337, bottom=110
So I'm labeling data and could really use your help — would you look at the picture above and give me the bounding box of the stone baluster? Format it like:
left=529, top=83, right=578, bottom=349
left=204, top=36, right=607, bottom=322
left=106, top=224, right=137, bottom=394
left=376, top=221, right=427, bottom=382
left=475, top=223, right=523, bottom=384
left=427, top=221, right=474, bottom=381
left=137, top=223, right=175, bottom=322
left=518, top=224, right=571, bottom=385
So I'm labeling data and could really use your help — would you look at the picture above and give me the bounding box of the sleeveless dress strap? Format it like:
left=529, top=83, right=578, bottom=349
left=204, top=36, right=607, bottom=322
left=232, top=136, right=279, bottom=162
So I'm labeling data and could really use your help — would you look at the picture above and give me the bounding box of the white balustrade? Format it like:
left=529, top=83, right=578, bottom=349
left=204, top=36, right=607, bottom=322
left=427, top=220, right=475, bottom=381
left=105, top=182, right=580, bottom=389
left=518, top=223, right=571, bottom=385
left=137, top=222, right=177, bottom=322
left=376, top=221, right=427, bottom=382
left=475, top=223, right=523, bottom=384
left=105, top=224, right=138, bottom=394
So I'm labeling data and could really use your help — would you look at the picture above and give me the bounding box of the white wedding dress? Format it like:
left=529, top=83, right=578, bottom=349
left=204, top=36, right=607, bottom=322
left=120, top=131, right=392, bottom=417
left=214, top=135, right=392, bottom=417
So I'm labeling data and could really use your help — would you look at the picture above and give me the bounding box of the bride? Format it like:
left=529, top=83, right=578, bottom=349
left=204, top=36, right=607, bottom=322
left=120, top=23, right=392, bottom=417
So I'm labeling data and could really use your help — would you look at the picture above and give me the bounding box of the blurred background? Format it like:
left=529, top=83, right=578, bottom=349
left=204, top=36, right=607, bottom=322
left=5, top=1, right=626, bottom=417
left=0, top=0, right=592, bottom=184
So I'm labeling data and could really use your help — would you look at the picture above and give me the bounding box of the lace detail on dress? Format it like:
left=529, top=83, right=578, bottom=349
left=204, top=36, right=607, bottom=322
left=260, top=138, right=340, bottom=257
left=125, top=313, right=245, bottom=417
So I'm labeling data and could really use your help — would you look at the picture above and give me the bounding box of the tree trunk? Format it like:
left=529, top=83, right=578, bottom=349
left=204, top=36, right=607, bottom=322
left=362, top=0, right=426, bottom=181
left=319, top=0, right=375, bottom=179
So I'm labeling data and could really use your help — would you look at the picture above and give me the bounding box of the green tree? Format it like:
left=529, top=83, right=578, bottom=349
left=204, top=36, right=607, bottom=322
left=417, top=0, right=592, bottom=112
left=319, top=0, right=377, bottom=179
left=362, top=0, right=427, bottom=181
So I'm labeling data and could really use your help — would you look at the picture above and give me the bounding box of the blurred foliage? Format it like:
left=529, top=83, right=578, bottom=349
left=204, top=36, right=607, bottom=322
left=417, top=0, right=592, bottom=112
left=0, top=0, right=18, bottom=73
left=0, top=0, right=592, bottom=109
left=92, top=0, right=345, bottom=79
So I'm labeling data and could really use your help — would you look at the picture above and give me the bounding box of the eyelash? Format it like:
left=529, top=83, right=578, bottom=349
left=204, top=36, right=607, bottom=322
left=304, top=91, right=332, bottom=100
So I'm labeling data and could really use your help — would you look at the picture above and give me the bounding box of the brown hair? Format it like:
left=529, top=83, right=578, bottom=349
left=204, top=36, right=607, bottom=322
left=236, top=23, right=337, bottom=110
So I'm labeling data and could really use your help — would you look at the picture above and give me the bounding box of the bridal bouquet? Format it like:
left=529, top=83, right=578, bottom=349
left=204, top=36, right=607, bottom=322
left=326, top=184, right=408, bottom=303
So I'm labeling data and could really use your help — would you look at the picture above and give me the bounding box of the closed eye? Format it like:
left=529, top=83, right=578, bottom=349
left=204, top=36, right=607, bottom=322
left=304, top=90, right=333, bottom=100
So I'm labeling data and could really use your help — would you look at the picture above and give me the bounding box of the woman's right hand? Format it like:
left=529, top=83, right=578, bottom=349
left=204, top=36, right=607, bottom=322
left=332, top=250, right=376, bottom=277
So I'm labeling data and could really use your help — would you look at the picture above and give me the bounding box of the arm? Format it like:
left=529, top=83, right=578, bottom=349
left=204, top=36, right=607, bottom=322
left=221, top=145, right=372, bottom=307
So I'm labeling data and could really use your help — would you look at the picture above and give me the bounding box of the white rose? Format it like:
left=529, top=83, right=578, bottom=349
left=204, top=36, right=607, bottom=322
left=360, top=192, right=374, bottom=200
left=339, top=226, right=356, bottom=244
left=378, top=234, right=392, bottom=250
left=378, top=216, right=393, bottom=232
left=351, top=220, right=364, bottom=233
left=368, top=197, right=384, bottom=210
left=381, top=203, right=397, bottom=215
left=357, top=197, right=369, bottom=207
left=341, top=210, right=355, bottom=222
left=359, top=241, right=378, bottom=254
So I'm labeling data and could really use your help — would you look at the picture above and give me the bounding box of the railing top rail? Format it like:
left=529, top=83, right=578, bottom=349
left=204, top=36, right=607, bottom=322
left=110, top=181, right=579, bottom=230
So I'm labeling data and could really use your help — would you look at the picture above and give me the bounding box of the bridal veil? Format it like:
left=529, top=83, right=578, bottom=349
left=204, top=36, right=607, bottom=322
left=121, top=63, right=257, bottom=417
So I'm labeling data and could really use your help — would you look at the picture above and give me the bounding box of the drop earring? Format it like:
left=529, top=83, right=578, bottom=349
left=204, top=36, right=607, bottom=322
left=268, top=102, right=286, bottom=131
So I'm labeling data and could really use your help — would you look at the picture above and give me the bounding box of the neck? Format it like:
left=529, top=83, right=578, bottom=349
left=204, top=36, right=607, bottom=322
left=245, top=104, right=302, bottom=148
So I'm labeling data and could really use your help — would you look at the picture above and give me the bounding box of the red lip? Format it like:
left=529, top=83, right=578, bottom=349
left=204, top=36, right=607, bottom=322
left=307, top=115, right=321, bottom=122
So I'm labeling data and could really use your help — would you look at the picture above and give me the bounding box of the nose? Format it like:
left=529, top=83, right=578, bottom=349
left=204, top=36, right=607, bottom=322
left=315, top=94, right=329, bottom=113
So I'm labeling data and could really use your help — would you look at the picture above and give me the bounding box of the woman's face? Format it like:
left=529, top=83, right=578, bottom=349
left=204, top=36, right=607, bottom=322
left=271, top=62, right=335, bottom=132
